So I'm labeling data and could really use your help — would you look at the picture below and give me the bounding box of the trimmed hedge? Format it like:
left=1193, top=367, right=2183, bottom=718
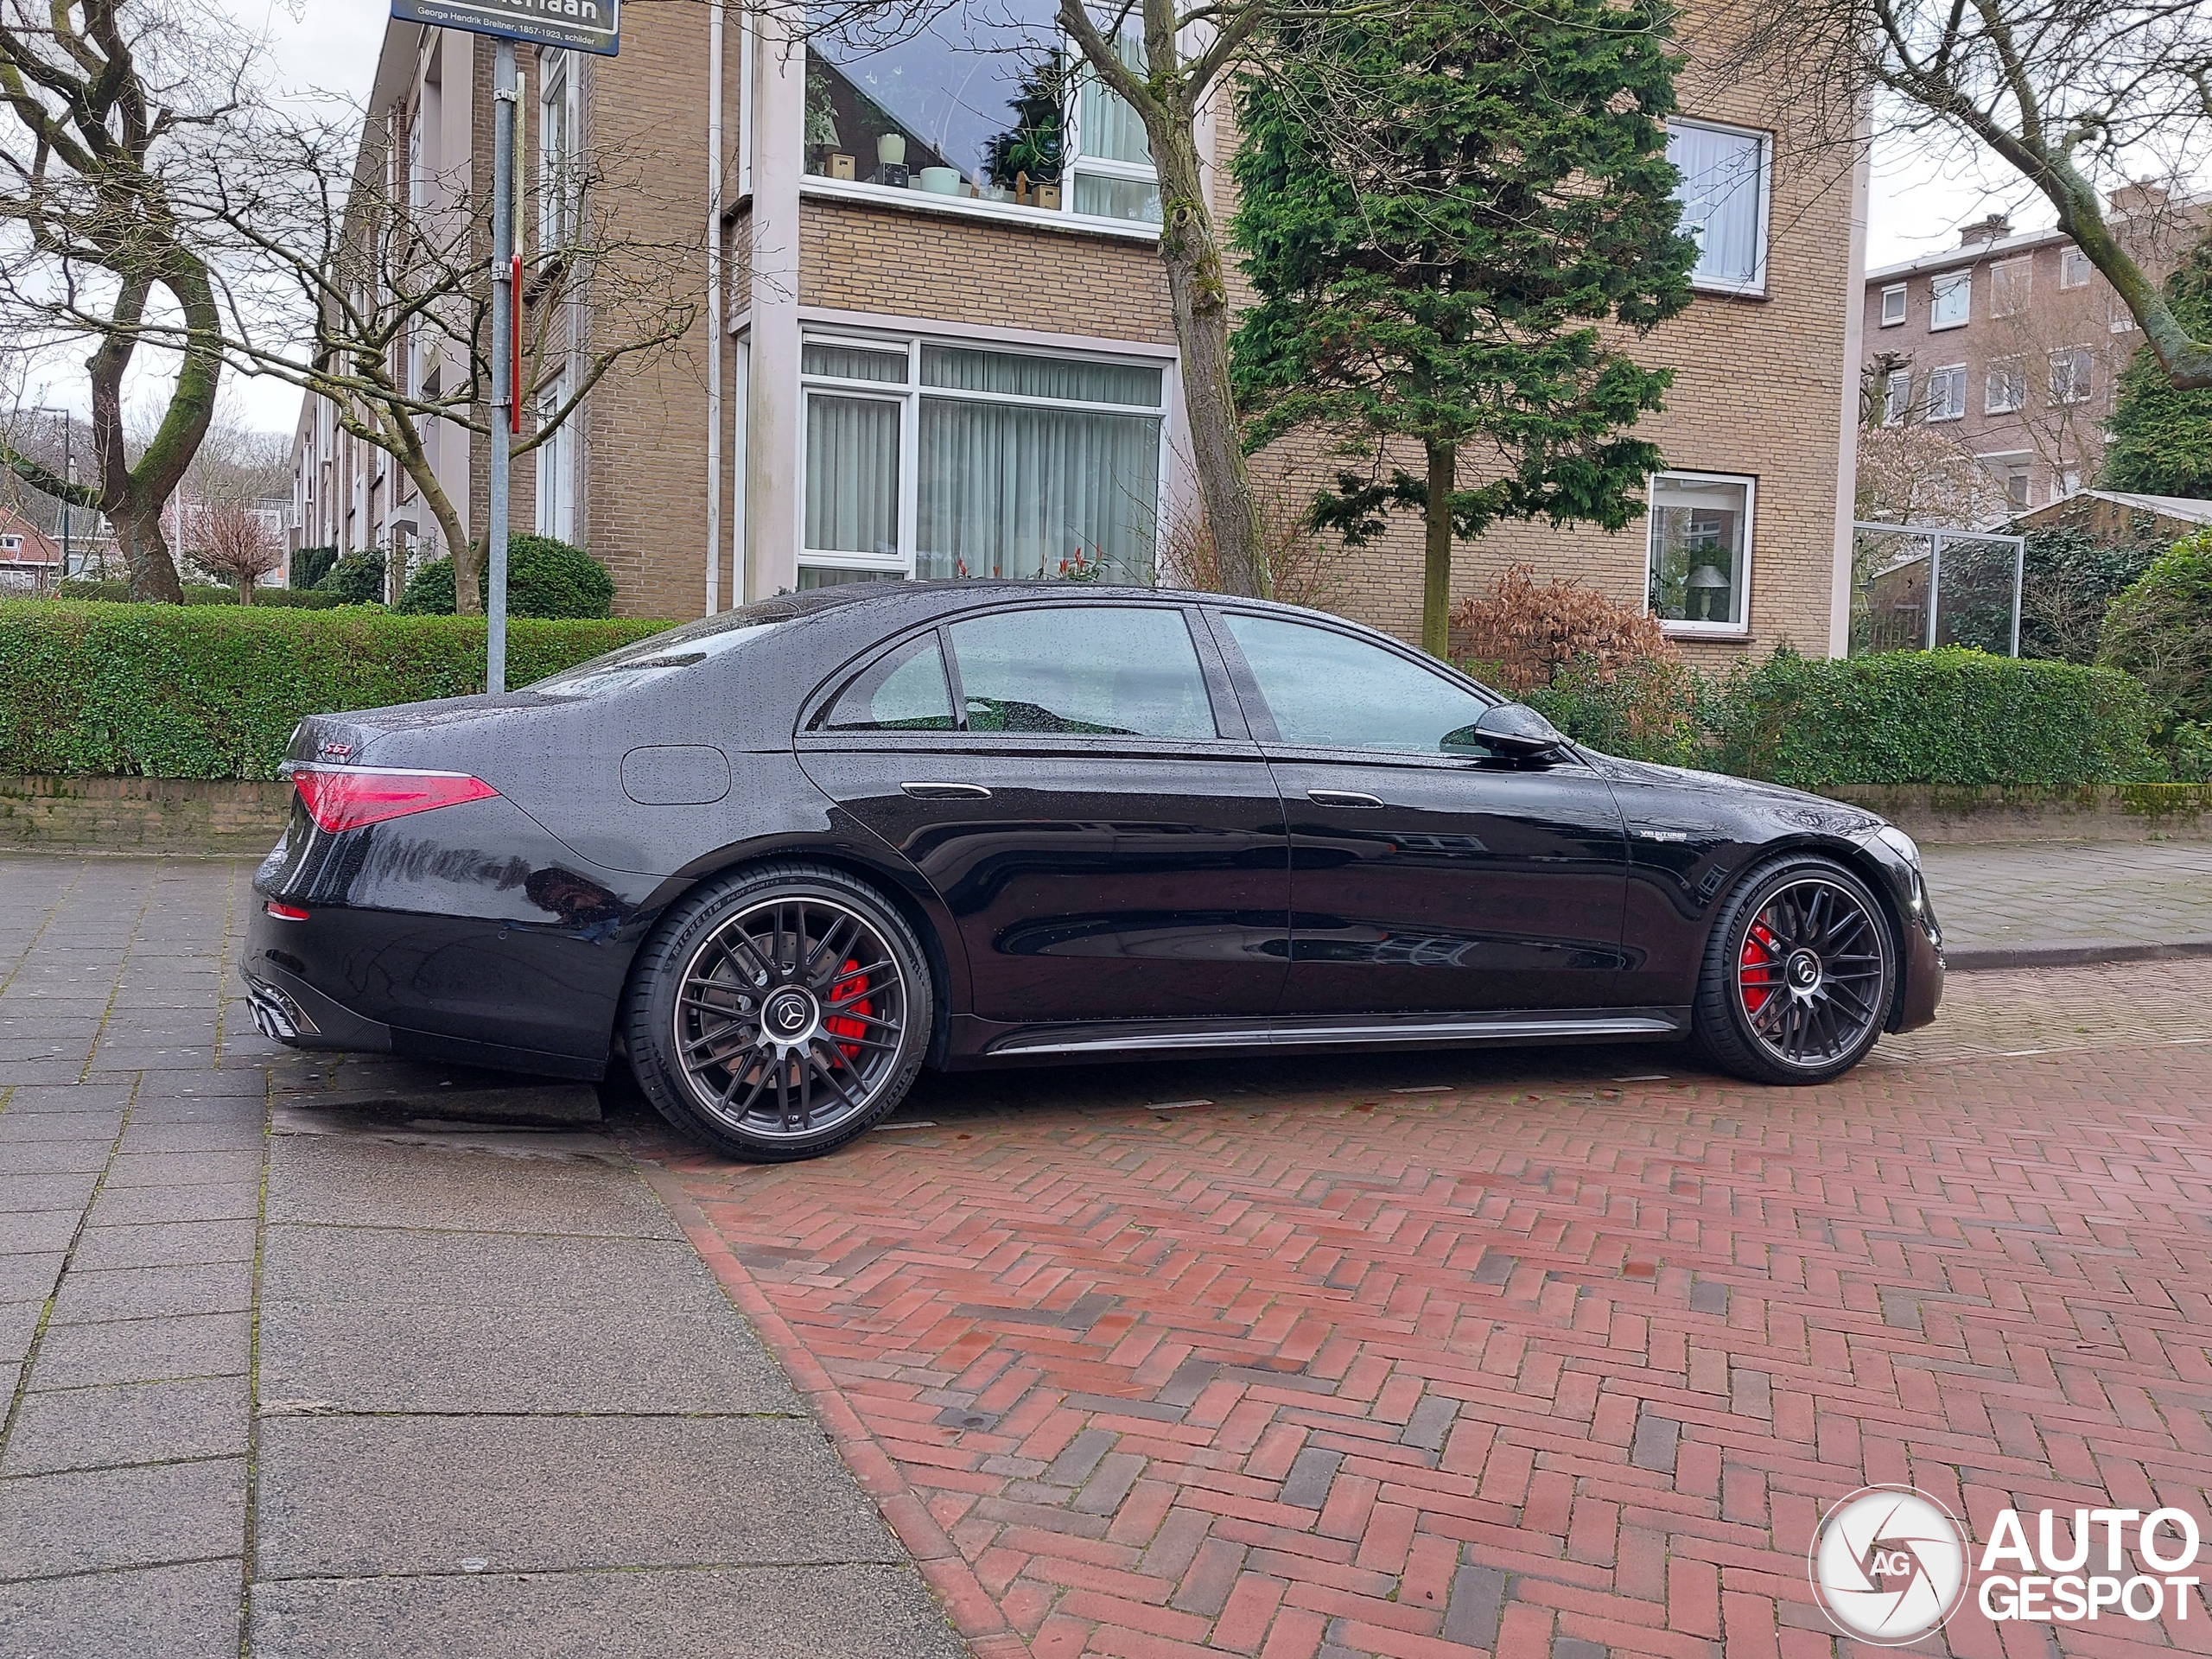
left=0, top=601, right=673, bottom=780
left=1707, top=646, right=2163, bottom=788
left=54, top=580, right=346, bottom=609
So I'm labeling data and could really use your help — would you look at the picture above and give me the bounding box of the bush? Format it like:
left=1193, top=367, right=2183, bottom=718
left=292, top=545, right=339, bottom=592
left=1523, top=653, right=1710, bottom=768
left=2014, top=523, right=2164, bottom=664
left=397, top=536, right=616, bottom=620
left=1707, top=645, right=2163, bottom=788
left=316, top=551, right=386, bottom=606
left=0, top=601, right=675, bottom=779
left=2098, top=528, right=2212, bottom=727
left=1450, top=564, right=1676, bottom=694
left=57, top=580, right=241, bottom=605
left=244, top=588, right=346, bottom=609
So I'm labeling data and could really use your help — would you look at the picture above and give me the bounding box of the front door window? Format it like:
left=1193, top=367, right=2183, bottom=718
left=1219, top=613, right=1492, bottom=753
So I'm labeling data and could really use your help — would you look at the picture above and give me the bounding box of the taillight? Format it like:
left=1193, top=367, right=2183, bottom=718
left=290, top=766, right=499, bottom=834
left=264, top=901, right=310, bottom=921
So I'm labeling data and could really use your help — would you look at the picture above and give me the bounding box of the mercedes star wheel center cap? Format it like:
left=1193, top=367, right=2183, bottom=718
left=765, top=989, right=816, bottom=1042
left=1787, top=950, right=1822, bottom=995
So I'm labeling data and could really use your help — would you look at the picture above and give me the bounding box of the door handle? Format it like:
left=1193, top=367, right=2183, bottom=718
left=1306, top=789, right=1384, bottom=809
left=901, top=781, right=992, bottom=800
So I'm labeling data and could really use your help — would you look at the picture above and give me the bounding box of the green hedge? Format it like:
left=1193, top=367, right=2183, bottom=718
left=1707, top=647, right=2164, bottom=788
left=0, top=601, right=673, bottom=780
left=54, top=581, right=346, bottom=609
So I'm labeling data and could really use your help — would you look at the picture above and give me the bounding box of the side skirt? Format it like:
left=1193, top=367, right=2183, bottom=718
left=954, top=1007, right=1688, bottom=1065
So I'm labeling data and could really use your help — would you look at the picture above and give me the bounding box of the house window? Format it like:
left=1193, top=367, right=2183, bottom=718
left=539, top=48, right=577, bottom=247
left=0, top=536, right=20, bottom=552
left=1989, top=257, right=2031, bottom=317
left=798, top=334, right=1166, bottom=588
left=2059, top=246, right=2093, bottom=289
left=1985, top=357, right=2026, bottom=415
left=1930, top=270, right=1971, bottom=329
left=1647, top=471, right=1753, bottom=634
left=1924, top=365, right=1967, bottom=421
left=1882, top=369, right=1911, bottom=427
left=1667, top=119, right=1770, bottom=295
left=2049, top=346, right=2093, bottom=404
left=535, top=374, right=575, bottom=542
left=2109, top=298, right=2137, bottom=334
left=1878, top=284, right=1907, bottom=327
left=801, top=3, right=1158, bottom=226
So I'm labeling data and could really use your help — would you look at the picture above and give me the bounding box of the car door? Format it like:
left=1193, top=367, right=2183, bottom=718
left=796, top=599, right=1290, bottom=1027
left=1208, top=608, right=1631, bottom=1014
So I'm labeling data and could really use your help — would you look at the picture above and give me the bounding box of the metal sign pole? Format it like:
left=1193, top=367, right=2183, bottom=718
left=1926, top=531, right=1942, bottom=652
left=488, top=39, right=516, bottom=694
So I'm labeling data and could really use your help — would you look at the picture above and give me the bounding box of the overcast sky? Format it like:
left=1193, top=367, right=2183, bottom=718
left=191, top=1, right=2049, bottom=435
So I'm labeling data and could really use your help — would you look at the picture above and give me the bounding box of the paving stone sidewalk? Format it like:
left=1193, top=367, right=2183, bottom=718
left=1923, top=836, right=2212, bottom=968
left=0, top=855, right=963, bottom=1659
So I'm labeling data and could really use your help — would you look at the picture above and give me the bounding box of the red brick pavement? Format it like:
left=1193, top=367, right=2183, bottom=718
left=632, top=1034, right=2212, bottom=1659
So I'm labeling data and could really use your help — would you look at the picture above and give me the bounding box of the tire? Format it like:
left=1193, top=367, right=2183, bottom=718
left=1692, top=855, right=1897, bottom=1086
left=623, top=861, right=932, bottom=1161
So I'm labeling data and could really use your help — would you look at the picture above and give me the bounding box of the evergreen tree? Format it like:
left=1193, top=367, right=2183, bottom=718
left=2103, top=232, right=2212, bottom=499
left=1230, top=0, right=1696, bottom=655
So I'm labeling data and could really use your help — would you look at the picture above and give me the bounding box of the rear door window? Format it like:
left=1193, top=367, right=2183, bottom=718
left=945, top=607, right=1219, bottom=740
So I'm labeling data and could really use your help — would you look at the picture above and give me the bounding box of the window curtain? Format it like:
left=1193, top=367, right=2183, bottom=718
left=805, top=394, right=901, bottom=555
left=1668, top=125, right=1762, bottom=285
left=916, top=399, right=1160, bottom=580
left=1077, top=22, right=1149, bottom=165
left=922, top=346, right=1160, bottom=407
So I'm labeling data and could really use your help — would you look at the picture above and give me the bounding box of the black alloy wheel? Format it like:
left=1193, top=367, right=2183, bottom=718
left=625, top=861, right=931, bottom=1160
left=1693, top=855, right=1896, bottom=1085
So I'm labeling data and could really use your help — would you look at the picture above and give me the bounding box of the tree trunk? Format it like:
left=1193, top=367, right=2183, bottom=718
left=1422, top=442, right=1455, bottom=658
left=382, top=402, right=475, bottom=614
left=1150, top=119, right=1268, bottom=598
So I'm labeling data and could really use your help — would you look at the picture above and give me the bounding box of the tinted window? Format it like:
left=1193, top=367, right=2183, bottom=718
left=1224, top=614, right=1491, bottom=753
left=817, top=632, right=956, bottom=732
left=945, top=607, right=1216, bottom=739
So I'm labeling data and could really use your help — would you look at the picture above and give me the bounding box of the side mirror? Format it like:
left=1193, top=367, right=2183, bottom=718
left=1467, top=701, right=1569, bottom=759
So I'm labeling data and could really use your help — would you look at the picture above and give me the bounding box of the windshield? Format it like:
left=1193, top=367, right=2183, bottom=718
left=527, top=621, right=782, bottom=699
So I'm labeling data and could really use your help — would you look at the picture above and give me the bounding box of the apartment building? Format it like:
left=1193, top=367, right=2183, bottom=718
left=1859, top=190, right=2202, bottom=517
left=296, top=3, right=1868, bottom=657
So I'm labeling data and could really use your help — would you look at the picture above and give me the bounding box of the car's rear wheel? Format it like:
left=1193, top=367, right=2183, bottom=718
left=625, top=861, right=931, bottom=1161
left=1694, top=855, right=1896, bottom=1085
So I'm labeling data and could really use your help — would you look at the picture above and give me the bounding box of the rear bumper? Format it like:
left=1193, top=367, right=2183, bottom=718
left=244, top=902, right=614, bottom=1081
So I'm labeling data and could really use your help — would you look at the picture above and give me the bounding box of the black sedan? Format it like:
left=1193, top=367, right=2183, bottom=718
left=245, top=582, right=1942, bottom=1160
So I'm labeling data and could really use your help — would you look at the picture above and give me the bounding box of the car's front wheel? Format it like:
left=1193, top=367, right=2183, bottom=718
left=625, top=861, right=932, bottom=1161
left=1694, top=855, right=1897, bottom=1085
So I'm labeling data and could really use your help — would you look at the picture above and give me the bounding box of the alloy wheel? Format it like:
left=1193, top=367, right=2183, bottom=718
left=1735, top=876, right=1888, bottom=1069
left=672, top=896, right=908, bottom=1140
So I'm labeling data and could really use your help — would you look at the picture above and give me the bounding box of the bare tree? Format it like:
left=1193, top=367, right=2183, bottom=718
left=1731, top=0, right=2212, bottom=387
left=190, top=499, right=281, bottom=600
left=1854, top=418, right=2011, bottom=527
left=0, top=0, right=249, bottom=600
left=165, top=102, right=703, bottom=614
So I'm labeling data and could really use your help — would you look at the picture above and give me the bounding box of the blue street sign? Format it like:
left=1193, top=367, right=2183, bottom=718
left=391, top=0, right=619, bottom=56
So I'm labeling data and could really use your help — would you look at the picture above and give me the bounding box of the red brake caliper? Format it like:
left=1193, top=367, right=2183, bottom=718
left=1739, top=922, right=1778, bottom=1013
left=824, top=958, right=870, bottom=1061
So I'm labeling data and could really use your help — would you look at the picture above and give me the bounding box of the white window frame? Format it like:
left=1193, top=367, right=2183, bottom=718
left=1881, top=369, right=1911, bottom=428
left=798, top=17, right=1160, bottom=234
left=538, top=48, right=579, bottom=250
left=535, top=371, right=575, bottom=543
left=2048, top=345, right=2093, bottom=405
left=1929, top=270, right=1972, bottom=330
left=1668, top=117, right=1771, bottom=298
left=1925, top=364, right=1967, bottom=422
left=1984, top=356, right=2026, bottom=415
left=2059, top=246, right=2093, bottom=289
left=1878, top=283, right=1907, bottom=327
left=1646, top=469, right=1755, bottom=639
left=796, top=328, right=1170, bottom=583
left=1989, top=256, right=2032, bottom=318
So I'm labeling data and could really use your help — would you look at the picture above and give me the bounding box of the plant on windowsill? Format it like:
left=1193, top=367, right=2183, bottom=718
left=983, top=57, right=1066, bottom=205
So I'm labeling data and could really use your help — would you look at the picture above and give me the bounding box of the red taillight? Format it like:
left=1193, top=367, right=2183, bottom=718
left=264, top=901, right=310, bottom=921
left=291, top=766, right=499, bottom=834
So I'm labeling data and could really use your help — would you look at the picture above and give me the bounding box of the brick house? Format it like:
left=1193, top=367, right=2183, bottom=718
left=296, top=3, right=1869, bottom=659
left=0, top=504, right=63, bottom=594
left=1859, top=189, right=2203, bottom=518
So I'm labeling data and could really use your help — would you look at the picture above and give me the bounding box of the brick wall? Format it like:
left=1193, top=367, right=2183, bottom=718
left=0, top=776, right=290, bottom=855
left=798, top=200, right=1175, bottom=344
